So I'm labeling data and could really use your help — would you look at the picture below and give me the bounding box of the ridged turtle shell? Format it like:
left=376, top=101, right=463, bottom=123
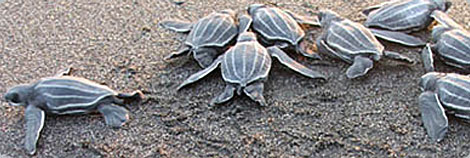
left=221, top=41, right=272, bottom=87
left=251, top=7, right=304, bottom=45
left=186, top=12, right=238, bottom=48
left=32, top=76, right=117, bottom=115
left=365, top=0, right=442, bottom=31
left=436, top=74, right=470, bottom=119
left=325, top=19, right=384, bottom=62
left=435, top=29, right=470, bottom=68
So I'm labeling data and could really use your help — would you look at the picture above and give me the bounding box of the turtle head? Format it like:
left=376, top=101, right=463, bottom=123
left=237, top=32, right=257, bottom=42
left=432, top=0, right=451, bottom=11
left=248, top=4, right=266, bottom=15
left=317, top=9, right=342, bottom=27
left=420, top=72, right=446, bottom=91
left=431, top=25, right=450, bottom=42
left=219, top=9, right=237, bottom=18
left=4, top=84, right=32, bottom=107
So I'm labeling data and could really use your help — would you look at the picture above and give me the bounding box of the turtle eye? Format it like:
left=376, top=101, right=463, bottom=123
left=5, top=92, right=21, bottom=104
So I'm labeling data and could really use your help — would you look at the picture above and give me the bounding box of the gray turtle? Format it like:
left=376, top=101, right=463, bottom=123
left=419, top=72, right=470, bottom=142
left=248, top=4, right=322, bottom=59
left=362, top=0, right=452, bottom=47
left=316, top=10, right=414, bottom=79
left=3, top=68, right=144, bottom=155
left=421, top=10, right=470, bottom=72
left=177, top=15, right=325, bottom=106
left=161, top=9, right=239, bottom=68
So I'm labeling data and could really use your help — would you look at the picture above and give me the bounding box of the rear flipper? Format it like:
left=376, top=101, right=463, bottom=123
left=193, top=47, right=220, bottom=68
left=297, top=41, right=322, bottom=60
left=421, top=44, right=436, bottom=72
left=384, top=51, right=415, bottom=64
left=210, top=84, right=236, bottom=106
left=370, top=28, right=426, bottom=47
left=160, top=20, right=193, bottom=33
left=116, top=90, right=145, bottom=105
left=98, top=104, right=129, bottom=128
left=268, top=46, right=326, bottom=80
left=419, top=92, right=448, bottom=142
left=284, top=10, right=320, bottom=27
left=243, top=81, right=267, bottom=106
left=165, top=45, right=191, bottom=60
left=346, top=56, right=374, bottom=79
left=431, top=10, right=463, bottom=30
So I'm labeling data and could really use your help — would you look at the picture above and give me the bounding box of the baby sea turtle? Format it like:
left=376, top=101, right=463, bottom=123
left=248, top=4, right=321, bottom=59
left=315, top=10, right=414, bottom=79
left=3, top=68, right=144, bottom=155
left=419, top=72, right=470, bottom=142
left=362, top=0, right=452, bottom=47
left=421, top=11, right=470, bottom=72
left=177, top=15, right=325, bottom=106
left=161, top=9, right=239, bottom=68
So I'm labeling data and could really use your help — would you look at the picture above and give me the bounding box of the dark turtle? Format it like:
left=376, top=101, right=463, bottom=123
left=421, top=10, right=470, bottom=72
left=362, top=0, right=452, bottom=46
left=160, top=9, right=239, bottom=68
left=177, top=15, right=325, bottom=106
left=3, top=68, right=144, bottom=155
left=419, top=72, right=470, bottom=142
left=316, top=10, right=414, bottom=79
left=248, top=4, right=322, bottom=59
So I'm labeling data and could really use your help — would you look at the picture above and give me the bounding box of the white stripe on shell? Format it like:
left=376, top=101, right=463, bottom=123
left=35, top=84, right=108, bottom=95
left=205, top=16, right=227, bottom=44
left=43, top=92, right=97, bottom=100
left=231, top=45, right=241, bottom=80
left=440, top=88, right=470, bottom=111
left=247, top=44, right=260, bottom=79
left=379, top=2, right=428, bottom=24
left=266, top=9, right=288, bottom=37
left=48, top=94, right=112, bottom=110
left=242, top=43, right=248, bottom=79
left=440, top=40, right=470, bottom=65
left=255, top=12, right=294, bottom=43
left=209, top=18, right=236, bottom=47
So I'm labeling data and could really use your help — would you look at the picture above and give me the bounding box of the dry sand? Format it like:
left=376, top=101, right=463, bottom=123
left=0, top=0, right=470, bottom=157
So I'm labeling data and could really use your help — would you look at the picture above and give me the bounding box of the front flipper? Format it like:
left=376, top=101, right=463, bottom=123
left=267, top=46, right=326, bottom=80
left=370, top=28, right=426, bottom=47
left=346, top=56, right=374, bottom=79
left=160, top=20, right=193, bottom=33
left=419, top=92, right=448, bottom=142
left=24, top=106, right=45, bottom=155
left=284, top=10, right=320, bottom=27
left=164, top=45, right=191, bottom=60
left=431, top=10, right=463, bottom=30
left=193, top=47, right=220, bottom=68
left=362, top=3, right=384, bottom=16
left=383, top=51, right=415, bottom=63
left=238, top=14, right=253, bottom=33
left=243, top=81, right=267, bottom=106
left=177, top=55, right=223, bottom=90
left=210, top=84, right=236, bottom=106
left=421, top=44, right=435, bottom=72
left=98, top=104, right=129, bottom=128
